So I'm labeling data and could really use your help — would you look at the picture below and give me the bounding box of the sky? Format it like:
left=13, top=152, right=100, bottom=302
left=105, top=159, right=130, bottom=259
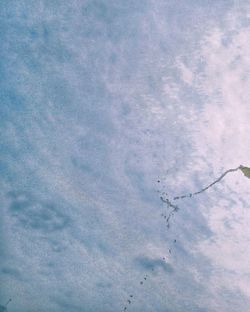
left=1, top=1, right=250, bottom=311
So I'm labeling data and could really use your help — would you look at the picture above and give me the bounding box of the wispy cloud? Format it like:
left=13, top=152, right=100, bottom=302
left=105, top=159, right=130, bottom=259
left=1, top=1, right=250, bottom=311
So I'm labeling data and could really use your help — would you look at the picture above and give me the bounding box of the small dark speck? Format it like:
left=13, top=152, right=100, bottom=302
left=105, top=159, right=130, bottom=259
left=140, top=281, right=143, bottom=285
left=130, top=295, right=133, bottom=298
left=128, top=300, right=131, bottom=304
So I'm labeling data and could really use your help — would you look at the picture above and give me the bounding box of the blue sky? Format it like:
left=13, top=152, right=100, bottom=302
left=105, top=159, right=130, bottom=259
left=1, top=1, right=250, bottom=311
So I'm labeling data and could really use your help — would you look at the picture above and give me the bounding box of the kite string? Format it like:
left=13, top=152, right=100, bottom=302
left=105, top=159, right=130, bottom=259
left=5, top=299, right=11, bottom=307
left=173, top=166, right=241, bottom=200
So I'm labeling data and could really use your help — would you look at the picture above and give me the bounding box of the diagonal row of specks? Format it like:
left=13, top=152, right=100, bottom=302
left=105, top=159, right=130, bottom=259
left=121, top=177, right=179, bottom=311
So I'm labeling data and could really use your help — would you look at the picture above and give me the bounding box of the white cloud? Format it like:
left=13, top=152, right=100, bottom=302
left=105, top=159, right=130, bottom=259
left=2, top=1, right=250, bottom=311
left=176, top=59, right=194, bottom=85
left=183, top=7, right=250, bottom=302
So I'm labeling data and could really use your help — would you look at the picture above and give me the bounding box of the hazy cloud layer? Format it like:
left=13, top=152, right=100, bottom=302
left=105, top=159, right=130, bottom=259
left=1, top=1, right=250, bottom=311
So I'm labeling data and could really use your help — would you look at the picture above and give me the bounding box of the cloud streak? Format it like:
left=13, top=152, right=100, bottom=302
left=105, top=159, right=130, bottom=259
left=1, top=1, right=250, bottom=311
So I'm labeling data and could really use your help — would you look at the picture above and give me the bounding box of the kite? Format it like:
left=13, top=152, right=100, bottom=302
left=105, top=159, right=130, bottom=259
left=239, top=165, right=250, bottom=179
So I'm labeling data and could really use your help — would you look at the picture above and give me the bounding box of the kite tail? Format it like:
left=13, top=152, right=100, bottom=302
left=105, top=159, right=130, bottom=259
left=173, top=166, right=241, bottom=200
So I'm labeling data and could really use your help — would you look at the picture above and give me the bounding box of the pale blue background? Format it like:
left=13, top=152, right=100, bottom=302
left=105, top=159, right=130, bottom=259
left=1, top=1, right=250, bottom=311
